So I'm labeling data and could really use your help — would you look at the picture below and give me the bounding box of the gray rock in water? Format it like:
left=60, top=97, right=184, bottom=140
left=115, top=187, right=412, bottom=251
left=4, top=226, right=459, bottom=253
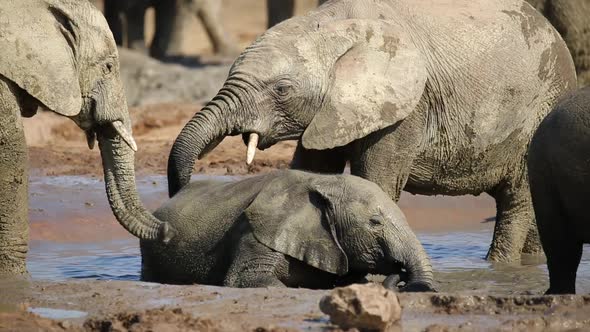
left=118, top=48, right=231, bottom=107
left=319, top=284, right=402, bottom=331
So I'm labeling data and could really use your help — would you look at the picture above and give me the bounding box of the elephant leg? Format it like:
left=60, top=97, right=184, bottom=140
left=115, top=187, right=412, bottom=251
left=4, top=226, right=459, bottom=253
left=125, top=3, right=148, bottom=53
left=486, top=173, right=541, bottom=262
left=290, top=143, right=348, bottom=174
left=266, top=0, right=294, bottom=28
left=530, top=173, right=581, bottom=294
left=0, top=78, right=28, bottom=276
left=224, top=232, right=286, bottom=288
left=150, top=0, right=183, bottom=60
left=196, top=0, right=237, bottom=56
left=351, top=119, right=423, bottom=202
left=104, top=0, right=124, bottom=46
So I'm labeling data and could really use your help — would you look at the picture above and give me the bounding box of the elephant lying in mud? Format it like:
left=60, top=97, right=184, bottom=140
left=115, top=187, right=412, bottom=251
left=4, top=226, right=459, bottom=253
left=168, top=0, right=577, bottom=263
left=528, top=87, right=590, bottom=294
left=141, top=170, right=435, bottom=291
left=0, top=0, right=172, bottom=275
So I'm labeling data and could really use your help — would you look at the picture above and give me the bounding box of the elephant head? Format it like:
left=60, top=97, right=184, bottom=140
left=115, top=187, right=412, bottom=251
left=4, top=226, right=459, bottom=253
left=167, top=13, right=427, bottom=196
left=245, top=173, right=435, bottom=291
left=0, top=0, right=173, bottom=242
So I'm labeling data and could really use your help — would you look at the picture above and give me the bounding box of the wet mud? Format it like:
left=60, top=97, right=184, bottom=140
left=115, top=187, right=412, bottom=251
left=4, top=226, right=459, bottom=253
left=2, top=279, right=590, bottom=331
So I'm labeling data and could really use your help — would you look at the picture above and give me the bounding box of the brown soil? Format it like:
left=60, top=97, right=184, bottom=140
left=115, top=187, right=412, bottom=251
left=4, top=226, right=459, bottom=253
left=1, top=280, right=590, bottom=331
left=23, top=103, right=296, bottom=178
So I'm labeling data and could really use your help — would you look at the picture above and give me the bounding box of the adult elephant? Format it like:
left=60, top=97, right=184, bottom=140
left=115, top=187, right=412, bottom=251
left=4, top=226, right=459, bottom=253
left=103, top=0, right=237, bottom=59
left=0, top=0, right=172, bottom=275
left=527, top=0, right=590, bottom=87
left=168, top=0, right=577, bottom=263
left=266, top=0, right=327, bottom=28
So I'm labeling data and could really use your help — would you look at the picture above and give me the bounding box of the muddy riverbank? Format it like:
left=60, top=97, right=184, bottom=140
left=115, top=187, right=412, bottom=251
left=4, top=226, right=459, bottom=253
left=2, top=279, right=590, bottom=331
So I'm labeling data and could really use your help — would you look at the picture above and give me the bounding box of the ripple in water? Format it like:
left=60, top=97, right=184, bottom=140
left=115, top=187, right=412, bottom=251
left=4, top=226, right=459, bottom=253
left=27, top=230, right=590, bottom=294
left=28, top=240, right=141, bottom=281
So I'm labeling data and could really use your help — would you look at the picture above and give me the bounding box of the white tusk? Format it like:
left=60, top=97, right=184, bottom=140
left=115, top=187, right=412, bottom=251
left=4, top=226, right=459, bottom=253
left=112, top=120, right=138, bottom=152
left=246, top=133, right=259, bottom=165
left=85, top=130, right=96, bottom=150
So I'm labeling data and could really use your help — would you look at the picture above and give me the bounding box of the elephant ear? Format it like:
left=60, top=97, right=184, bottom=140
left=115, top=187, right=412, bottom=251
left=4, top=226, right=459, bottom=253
left=302, top=19, right=428, bottom=150
left=0, top=1, right=82, bottom=116
left=245, top=173, right=348, bottom=275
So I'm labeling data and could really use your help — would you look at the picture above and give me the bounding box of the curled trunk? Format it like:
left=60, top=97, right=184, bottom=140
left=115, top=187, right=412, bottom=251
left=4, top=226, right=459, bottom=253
left=98, top=127, right=174, bottom=242
left=383, top=227, right=435, bottom=292
left=167, top=106, right=230, bottom=197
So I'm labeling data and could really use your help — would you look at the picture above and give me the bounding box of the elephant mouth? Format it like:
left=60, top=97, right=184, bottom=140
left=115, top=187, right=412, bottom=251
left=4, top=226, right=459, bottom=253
left=84, top=121, right=137, bottom=152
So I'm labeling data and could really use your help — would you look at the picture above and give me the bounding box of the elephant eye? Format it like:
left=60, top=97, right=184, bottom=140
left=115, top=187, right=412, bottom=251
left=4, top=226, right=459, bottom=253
left=103, top=62, right=114, bottom=75
left=369, top=216, right=384, bottom=228
left=274, top=81, right=292, bottom=97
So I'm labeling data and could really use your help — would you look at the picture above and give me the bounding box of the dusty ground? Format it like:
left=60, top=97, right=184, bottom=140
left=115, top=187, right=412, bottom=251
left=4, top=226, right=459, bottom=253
left=24, top=104, right=296, bottom=178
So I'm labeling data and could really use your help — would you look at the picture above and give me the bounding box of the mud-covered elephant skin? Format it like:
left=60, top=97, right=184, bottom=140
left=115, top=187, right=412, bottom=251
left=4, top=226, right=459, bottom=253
left=103, top=0, right=237, bottom=59
left=266, top=0, right=327, bottom=28
left=168, top=0, right=577, bottom=263
left=528, top=87, right=590, bottom=294
left=527, top=0, right=590, bottom=87
left=142, top=170, right=434, bottom=291
left=0, top=0, right=173, bottom=276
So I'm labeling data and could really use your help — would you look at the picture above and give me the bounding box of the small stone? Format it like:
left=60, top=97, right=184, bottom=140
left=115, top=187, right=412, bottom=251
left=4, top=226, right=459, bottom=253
left=319, top=283, right=402, bottom=331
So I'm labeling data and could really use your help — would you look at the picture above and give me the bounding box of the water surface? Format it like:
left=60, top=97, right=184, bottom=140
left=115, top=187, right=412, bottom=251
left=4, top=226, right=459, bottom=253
left=27, top=176, right=590, bottom=294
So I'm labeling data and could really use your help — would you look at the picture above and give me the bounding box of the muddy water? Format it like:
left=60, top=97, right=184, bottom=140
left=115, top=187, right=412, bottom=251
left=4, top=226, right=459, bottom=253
left=27, top=175, right=590, bottom=294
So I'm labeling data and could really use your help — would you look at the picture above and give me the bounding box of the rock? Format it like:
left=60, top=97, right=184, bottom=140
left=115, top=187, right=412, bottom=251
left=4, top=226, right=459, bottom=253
left=319, top=284, right=402, bottom=331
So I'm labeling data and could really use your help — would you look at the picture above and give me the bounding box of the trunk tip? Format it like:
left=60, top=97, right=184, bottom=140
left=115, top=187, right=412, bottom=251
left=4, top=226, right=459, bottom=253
left=159, top=222, right=177, bottom=244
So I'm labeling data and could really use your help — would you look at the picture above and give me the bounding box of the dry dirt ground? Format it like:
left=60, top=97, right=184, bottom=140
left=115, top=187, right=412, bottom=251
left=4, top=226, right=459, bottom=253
left=24, top=104, right=296, bottom=177
left=7, top=0, right=590, bottom=331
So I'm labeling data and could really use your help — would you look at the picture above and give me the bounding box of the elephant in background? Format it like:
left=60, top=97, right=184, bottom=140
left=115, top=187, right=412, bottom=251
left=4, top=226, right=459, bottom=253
left=528, top=87, right=590, bottom=294
left=103, top=0, right=238, bottom=60
left=168, top=0, right=577, bottom=263
left=266, top=0, right=327, bottom=28
left=526, top=0, right=590, bottom=87
left=142, top=170, right=435, bottom=291
left=0, top=0, right=172, bottom=275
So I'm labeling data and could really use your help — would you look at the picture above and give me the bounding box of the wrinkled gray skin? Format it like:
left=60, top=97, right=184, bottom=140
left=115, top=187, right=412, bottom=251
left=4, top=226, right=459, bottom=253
left=527, top=0, right=590, bottom=87
left=104, top=0, right=237, bottom=59
left=142, top=170, right=434, bottom=291
left=168, top=0, right=577, bottom=263
left=0, top=0, right=173, bottom=275
left=266, top=0, right=327, bottom=28
left=269, top=0, right=590, bottom=87
left=528, top=87, right=590, bottom=294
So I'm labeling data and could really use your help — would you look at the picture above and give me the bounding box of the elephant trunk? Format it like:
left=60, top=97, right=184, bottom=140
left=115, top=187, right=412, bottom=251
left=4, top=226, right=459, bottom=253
left=167, top=100, right=234, bottom=197
left=98, top=125, right=174, bottom=242
left=383, top=227, right=435, bottom=292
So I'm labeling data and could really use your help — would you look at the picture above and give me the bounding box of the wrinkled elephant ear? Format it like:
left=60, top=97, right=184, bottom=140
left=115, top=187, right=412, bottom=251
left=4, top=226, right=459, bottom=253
left=302, top=19, right=427, bottom=150
left=0, top=1, right=82, bottom=117
left=245, top=173, right=348, bottom=275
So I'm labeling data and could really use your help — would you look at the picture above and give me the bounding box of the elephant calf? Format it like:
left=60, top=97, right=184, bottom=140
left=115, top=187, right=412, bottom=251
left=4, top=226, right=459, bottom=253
left=141, top=170, right=434, bottom=291
left=528, top=87, right=590, bottom=294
